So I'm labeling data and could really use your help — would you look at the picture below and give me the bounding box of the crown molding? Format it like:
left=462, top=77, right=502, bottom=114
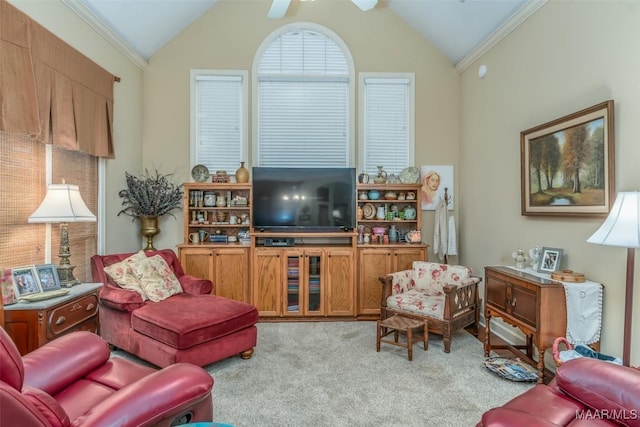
left=62, top=0, right=148, bottom=70
left=455, top=0, right=548, bottom=74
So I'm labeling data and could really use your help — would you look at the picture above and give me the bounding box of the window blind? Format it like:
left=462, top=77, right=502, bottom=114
left=257, top=28, right=351, bottom=167
left=194, top=74, right=244, bottom=173
left=0, top=132, right=97, bottom=282
left=362, top=77, right=413, bottom=175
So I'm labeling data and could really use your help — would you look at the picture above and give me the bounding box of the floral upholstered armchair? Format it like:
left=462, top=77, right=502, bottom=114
left=379, top=261, right=481, bottom=353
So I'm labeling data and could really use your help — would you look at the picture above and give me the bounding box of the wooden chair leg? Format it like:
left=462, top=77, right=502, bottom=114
left=376, top=320, right=381, bottom=352
left=407, top=327, right=413, bottom=361
left=423, top=322, right=428, bottom=351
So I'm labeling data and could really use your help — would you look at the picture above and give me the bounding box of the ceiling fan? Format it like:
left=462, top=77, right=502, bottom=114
left=268, top=0, right=378, bottom=19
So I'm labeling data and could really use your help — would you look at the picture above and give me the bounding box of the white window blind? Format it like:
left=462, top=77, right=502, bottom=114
left=257, top=28, right=351, bottom=167
left=361, top=75, right=414, bottom=175
left=193, top=73, right=246, bottom=173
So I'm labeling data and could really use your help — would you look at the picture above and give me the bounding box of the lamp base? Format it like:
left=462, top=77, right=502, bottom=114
left=56, top=264, right=80, bottom=287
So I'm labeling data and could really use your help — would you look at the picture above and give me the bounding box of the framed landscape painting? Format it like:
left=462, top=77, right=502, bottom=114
left=520, top=100, right=615, bottom=216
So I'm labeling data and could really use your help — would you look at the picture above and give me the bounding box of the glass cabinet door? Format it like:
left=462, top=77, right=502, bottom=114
left=305, top=251, right=323, bottom=315
left=286, top=253, right=302, bottom=315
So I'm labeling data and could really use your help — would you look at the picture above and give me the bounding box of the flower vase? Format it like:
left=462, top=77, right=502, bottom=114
left=139, top=215, right=159, bottom=251
left=235, top=162, right=250, bottom=183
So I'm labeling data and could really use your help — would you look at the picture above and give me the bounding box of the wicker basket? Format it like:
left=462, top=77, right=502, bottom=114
left=552, top=336, right=572, bottom=367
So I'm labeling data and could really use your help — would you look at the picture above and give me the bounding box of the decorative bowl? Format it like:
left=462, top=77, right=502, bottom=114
left=384, top=191, right=397, bottom=200
left=368, top=190, right=380, bottom=200
left=372, top=226, right=386, bottom=235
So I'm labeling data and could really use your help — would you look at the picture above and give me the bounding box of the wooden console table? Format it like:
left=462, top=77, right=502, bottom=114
left=484, top=267, right=570, bottom=383
left=3, top=282, right=102, bottom=355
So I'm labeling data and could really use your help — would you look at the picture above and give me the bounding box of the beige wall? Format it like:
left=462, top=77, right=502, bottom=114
left=9, top=0, right=145, bottom=254
left=460, top=1, right=640, bottom=364
left=143, top=0, right=460, bottom=254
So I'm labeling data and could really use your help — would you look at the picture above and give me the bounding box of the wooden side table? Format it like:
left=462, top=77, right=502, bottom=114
left=3, top=282, right=102, bottom=355
left=376, top=315, right=428, bottom=361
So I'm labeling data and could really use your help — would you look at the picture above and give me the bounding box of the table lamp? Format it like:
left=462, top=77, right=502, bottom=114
left=28, top=182, right=97, bottom=287
left=587, top=191, right=640, bottom=366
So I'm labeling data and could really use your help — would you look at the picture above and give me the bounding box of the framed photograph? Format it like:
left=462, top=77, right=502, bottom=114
left=1, top=268, right=17, bottom=305
left=420, top=165, right=454, bottom=211
left=537, top=247, right=563, bottom=273
left=521, top=100, right=615, bottom=216
left=35, top=264, right=61, bottom=292
left=11, top=266, right=42, bottom=297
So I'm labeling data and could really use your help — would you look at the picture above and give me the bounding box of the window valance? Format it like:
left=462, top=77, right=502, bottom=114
left=0, top=0, right=116, bottom=158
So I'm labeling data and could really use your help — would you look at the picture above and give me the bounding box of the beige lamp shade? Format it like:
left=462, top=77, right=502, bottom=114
left=587, top=190, right=640, bottom=367
left=28, top=184, right=96, bottom=223
left=587, top=192, right=640, bottom=248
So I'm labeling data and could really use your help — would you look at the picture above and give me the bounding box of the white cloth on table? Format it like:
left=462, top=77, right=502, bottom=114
left=507, top=267, right=603, bottom=345
left=563, top=283, right=602, bottom=345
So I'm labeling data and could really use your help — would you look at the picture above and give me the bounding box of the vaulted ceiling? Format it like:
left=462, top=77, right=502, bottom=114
left=68, top=0, right=545, bottom=71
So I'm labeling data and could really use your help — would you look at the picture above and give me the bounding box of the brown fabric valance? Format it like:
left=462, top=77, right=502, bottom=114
left=0, top=0, right=115, bottom=158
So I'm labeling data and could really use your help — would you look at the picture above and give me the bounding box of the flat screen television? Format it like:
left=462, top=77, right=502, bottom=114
left=252, top=167, right=356, bottom=232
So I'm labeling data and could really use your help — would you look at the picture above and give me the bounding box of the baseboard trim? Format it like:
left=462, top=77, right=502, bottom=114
left=478, top=315, right=526, bottom=346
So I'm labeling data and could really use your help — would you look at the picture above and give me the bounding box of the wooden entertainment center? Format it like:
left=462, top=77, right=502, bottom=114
left=178, top=181, right=428, bottom=320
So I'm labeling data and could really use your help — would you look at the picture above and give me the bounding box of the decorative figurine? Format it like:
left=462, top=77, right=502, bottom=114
left=512, top=249, right=527, bottom=269
left=529, top=246, right=541, bottom=270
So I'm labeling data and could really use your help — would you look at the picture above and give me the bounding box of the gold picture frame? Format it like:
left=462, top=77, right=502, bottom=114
left=521, top=100, right=615, bottom=216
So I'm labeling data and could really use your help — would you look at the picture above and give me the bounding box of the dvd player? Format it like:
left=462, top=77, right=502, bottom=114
left=264, top=237, right=295, bottom=247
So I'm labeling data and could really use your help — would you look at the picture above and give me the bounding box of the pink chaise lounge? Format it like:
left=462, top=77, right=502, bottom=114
left=91, top=249, right=258, bottom=368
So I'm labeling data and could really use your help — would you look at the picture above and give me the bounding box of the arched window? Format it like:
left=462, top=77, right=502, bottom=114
left=253, top=23, right=355, bottom=167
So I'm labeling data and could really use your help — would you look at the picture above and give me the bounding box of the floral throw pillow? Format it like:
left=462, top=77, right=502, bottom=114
left=133, top=255, right=183, bottom=302
left=103, top=251, right=149, bottom=300
left=411, top=261, right=471, bottom=294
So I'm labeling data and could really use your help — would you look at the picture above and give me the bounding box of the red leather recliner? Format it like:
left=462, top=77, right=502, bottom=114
left=478, top=357, right=640, bottom=427
left=0, top=327, right=214, bottom=426
left=91, top=249, right=258, bottom=368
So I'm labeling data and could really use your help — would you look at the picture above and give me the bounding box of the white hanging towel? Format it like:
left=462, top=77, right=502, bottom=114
left=447, top=215, right=458, bottom=256
left=433, top=199, right=448, bottom=262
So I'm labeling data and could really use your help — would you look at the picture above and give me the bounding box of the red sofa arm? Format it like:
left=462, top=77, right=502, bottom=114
left=556, top=358, right=640, bottom=425
left=180, top=275, right=213, bottom=295
left=72, top=363, right=213, bottom=427
left=23, top=332, right=111, bottom=396
left=99, top=285, right=145, bottom=312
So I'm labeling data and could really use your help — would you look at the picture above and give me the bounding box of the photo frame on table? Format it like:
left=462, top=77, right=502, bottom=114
left=1, top=268, right=17, bottom=305
left=520, top=100, right=615, bottom=216
left=35, top=264, right=62, bottom=292
left=11, top=266, right=42, bottom=297
left=537, top=247, right=564, bottom=273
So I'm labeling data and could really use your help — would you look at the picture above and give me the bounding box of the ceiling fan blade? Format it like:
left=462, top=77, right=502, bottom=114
left=351, top=0, right=377, bottom=12
left=268, top=0, right=291, bottom=19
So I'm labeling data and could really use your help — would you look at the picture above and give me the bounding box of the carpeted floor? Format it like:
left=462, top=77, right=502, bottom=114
left=113, top=321, right=534, bottom=426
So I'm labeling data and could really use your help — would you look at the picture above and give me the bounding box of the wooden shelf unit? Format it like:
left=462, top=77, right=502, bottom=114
left=178, top=181, right=428, bottom=321
left=355, top=183, right=428, bottom=318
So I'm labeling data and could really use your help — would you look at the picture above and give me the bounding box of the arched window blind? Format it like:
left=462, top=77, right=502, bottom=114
left=256, top=27, right=352, bottom=167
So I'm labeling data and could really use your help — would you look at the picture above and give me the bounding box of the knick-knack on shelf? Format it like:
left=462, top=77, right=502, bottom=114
left=373, top=166, right=388, bottom=184
left=235, top=162, right=249, bottom=183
